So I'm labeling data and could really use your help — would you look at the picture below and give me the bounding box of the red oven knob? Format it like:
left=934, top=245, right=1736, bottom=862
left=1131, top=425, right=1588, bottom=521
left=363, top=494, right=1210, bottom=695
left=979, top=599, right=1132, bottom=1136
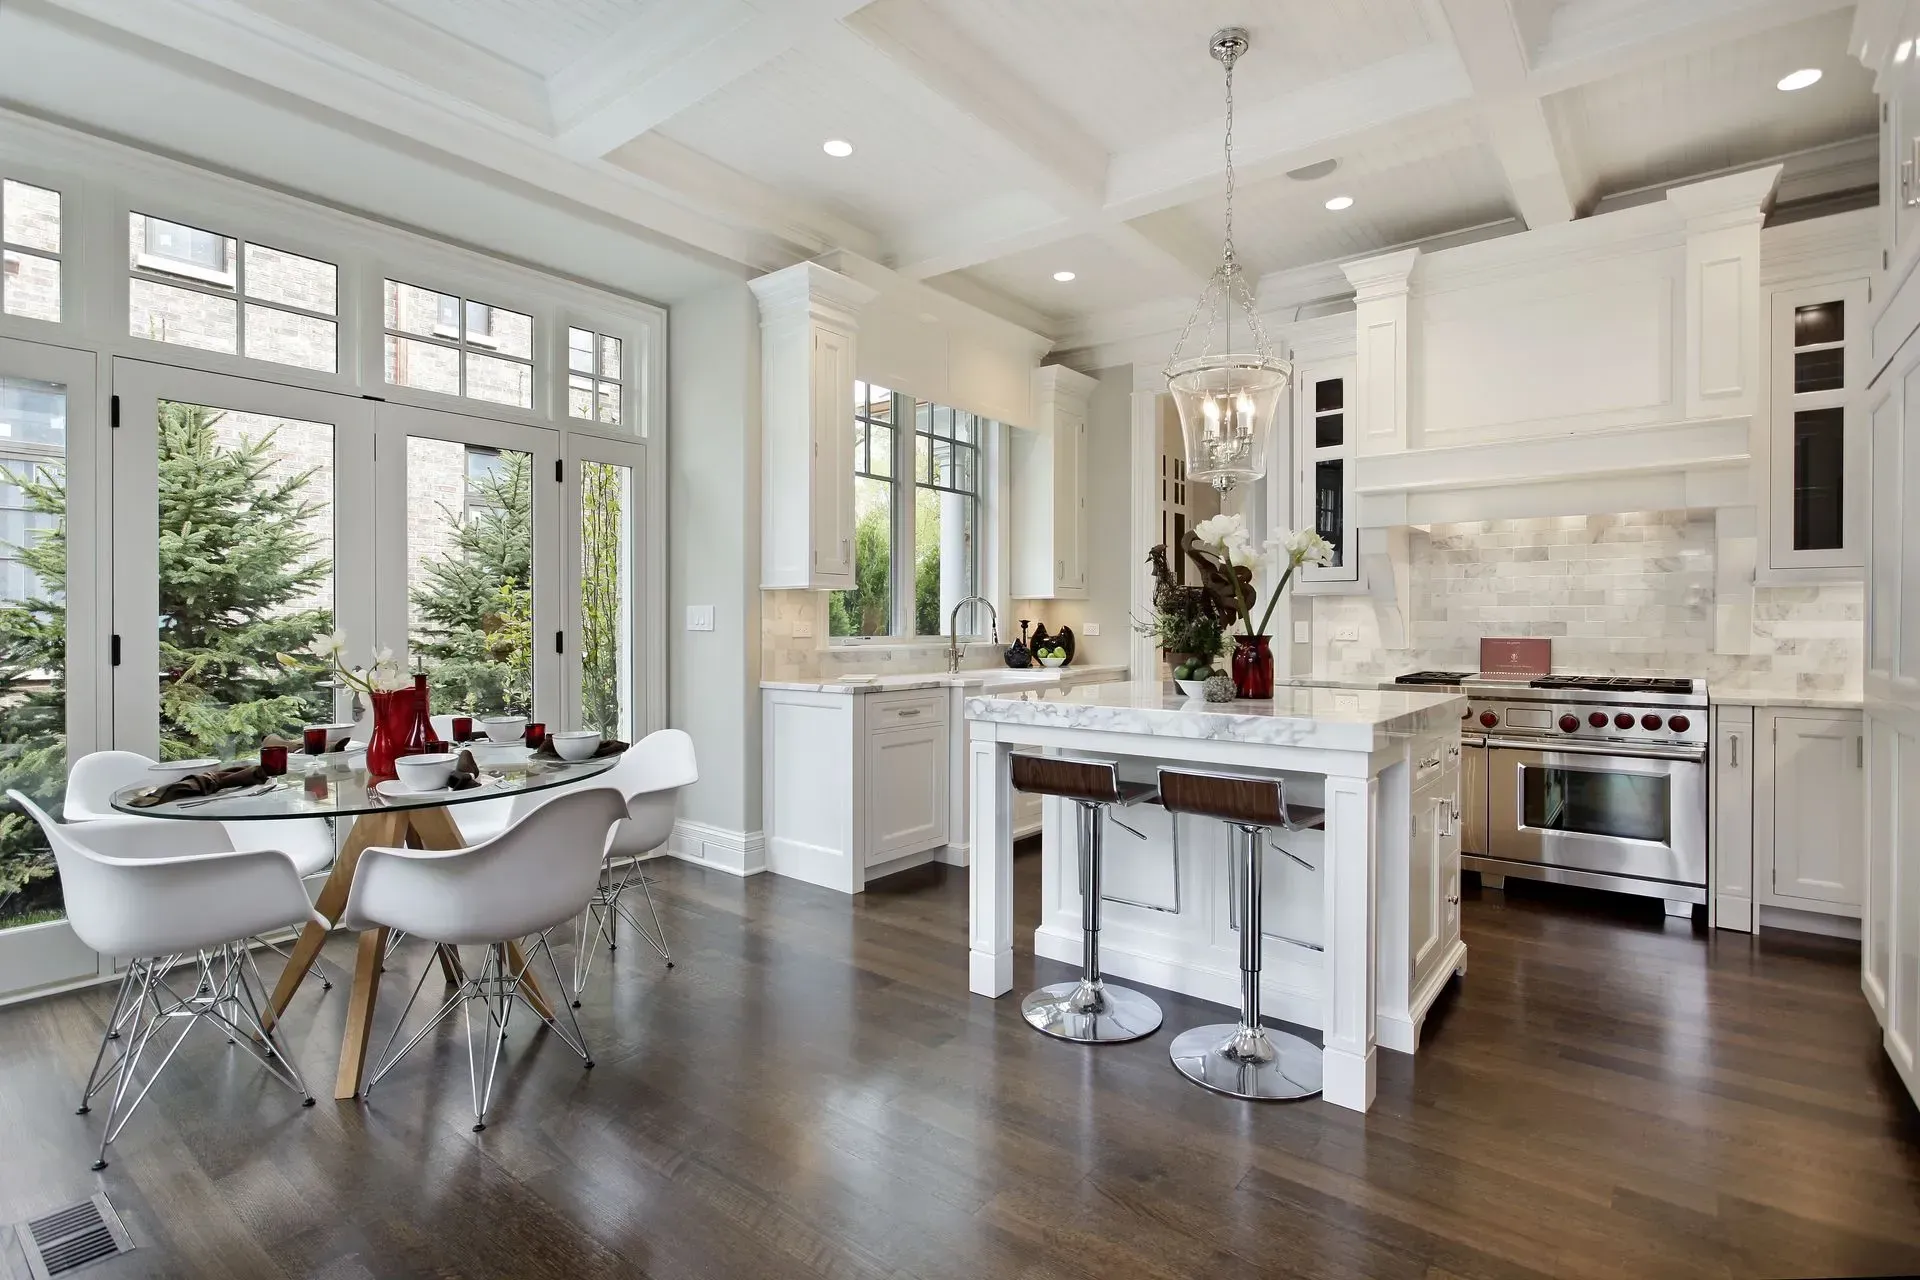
left=1479, top=711, right=1499, bottom=728
left=1588, top=711, right=1608, bottom=728
left=1613, top=712, right=1634, bottom=730
left=1669, top=714, right=1691, bottom=733
left=1641, top=713, right=1663, bottom=731
left=1559, top=714, right=1579, bottom=733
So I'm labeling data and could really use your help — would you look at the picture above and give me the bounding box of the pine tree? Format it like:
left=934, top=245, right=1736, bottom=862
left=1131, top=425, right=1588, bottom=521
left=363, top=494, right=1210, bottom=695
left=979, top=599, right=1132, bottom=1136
left=0, top=402, right=333, bottom=918
left=409, top=449, right=534, bottom=717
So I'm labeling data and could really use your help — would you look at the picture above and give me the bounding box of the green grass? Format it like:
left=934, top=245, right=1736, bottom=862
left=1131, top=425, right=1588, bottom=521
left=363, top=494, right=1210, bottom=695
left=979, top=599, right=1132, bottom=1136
left=0, top=909, right=66, bottom=930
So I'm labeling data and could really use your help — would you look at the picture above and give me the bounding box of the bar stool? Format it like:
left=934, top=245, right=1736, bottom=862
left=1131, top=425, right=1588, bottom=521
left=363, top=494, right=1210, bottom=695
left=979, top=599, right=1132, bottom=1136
left=1157, top=767, right=1325, bottom=1100
left=1011, top=753, right=1163, bottom=1043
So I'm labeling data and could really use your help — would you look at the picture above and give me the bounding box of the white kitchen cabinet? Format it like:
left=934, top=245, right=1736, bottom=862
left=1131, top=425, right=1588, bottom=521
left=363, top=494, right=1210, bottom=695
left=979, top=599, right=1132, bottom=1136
left=1377, top=742, right=1464, bottom=1053
left=750, top=262, right=877, bottom=591
left=1758, top=710, right=1866, bottom=913
left=1710, top=704, right=1756, bottom=931
left=763, top=685, right=950, bottom=892
left=1010, top=365, right=1095, bottom=599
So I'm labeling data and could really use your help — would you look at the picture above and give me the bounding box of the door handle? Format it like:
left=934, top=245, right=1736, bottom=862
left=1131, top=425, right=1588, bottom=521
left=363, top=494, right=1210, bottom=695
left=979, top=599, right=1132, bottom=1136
left=1858, top=736, right=1864, bottom=769
left=1729, top=734, right=1738, bottom=768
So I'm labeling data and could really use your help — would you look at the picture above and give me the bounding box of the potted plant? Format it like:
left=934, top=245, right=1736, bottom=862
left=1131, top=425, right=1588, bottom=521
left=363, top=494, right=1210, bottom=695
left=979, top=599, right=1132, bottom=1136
left=1139, top=544, right=1231, bottom=688
left=1181, top=515, right=1334, bottom=699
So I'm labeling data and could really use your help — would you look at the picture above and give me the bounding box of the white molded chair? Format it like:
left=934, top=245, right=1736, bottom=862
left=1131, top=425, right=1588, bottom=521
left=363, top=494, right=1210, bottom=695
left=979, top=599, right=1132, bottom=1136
left=343, top=786, right=627, bottom=1131
left=9, top=792, right=323, bottom=1169
left=66, top=749, right=340, bottom=988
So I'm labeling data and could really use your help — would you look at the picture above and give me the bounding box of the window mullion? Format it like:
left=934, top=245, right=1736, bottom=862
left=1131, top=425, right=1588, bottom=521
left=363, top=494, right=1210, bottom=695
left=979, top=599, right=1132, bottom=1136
left=891, top=392, right=915, bottom=637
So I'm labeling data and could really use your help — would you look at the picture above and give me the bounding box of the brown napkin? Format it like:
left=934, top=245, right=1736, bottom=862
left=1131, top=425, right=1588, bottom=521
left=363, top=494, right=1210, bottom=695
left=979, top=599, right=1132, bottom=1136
left=530, top=738, right=628, bottom=762
left=444, top=750, right=484, bottom=791
left=126, top=763, right=267, bottom=808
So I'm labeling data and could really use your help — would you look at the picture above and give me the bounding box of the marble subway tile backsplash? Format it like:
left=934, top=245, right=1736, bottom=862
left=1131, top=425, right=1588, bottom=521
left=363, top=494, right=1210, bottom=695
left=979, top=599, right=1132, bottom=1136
left=1313, top=511, right=1861, bottom=696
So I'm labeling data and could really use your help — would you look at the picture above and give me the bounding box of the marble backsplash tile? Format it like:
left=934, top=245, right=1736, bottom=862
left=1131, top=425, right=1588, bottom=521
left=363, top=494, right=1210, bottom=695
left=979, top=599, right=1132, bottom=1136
left=1312, top=511, right=1862, bottom=696
left=760, top=589, right=1016, bottom=681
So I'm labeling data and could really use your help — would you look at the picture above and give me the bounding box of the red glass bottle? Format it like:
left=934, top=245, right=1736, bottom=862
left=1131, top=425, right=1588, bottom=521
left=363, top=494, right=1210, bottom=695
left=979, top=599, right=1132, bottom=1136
left=405, top=672, right=433, bottom=756
left=1231, top=634, right=1274, bottom=700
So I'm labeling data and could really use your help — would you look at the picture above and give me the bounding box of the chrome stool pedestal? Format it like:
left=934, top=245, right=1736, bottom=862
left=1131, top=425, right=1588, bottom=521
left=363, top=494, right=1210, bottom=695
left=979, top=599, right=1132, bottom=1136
left=1159, top=767, right=1325, bottom=1102
left=1012, top=753, right=1162, bottom=1044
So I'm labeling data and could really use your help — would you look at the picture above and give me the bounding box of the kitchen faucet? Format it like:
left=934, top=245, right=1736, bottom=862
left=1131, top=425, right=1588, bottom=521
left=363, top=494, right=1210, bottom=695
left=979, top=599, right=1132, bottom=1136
left=947, top=596, right=999, bottom=674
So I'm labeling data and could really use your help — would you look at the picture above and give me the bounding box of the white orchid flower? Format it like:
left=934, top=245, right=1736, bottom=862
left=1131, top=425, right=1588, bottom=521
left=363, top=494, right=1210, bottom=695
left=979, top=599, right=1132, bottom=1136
left=1191, top=512, right=1246, bottom=550
left=1285, top=528, right=1335, bottom=568
left=373, top=646, right=394, bottom=666
left=1226, top=536, right=1264, bottom=568
left=307, top=631, right=347, bottom=659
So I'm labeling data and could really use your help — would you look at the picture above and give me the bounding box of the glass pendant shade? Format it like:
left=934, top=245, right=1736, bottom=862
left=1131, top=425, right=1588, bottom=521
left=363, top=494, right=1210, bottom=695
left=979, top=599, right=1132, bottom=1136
left=1168, top=357, right=1286, bottom=490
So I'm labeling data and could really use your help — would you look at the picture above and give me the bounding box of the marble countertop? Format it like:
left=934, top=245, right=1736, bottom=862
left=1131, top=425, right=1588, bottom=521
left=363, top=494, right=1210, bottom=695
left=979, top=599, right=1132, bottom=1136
left=762, top=663, right=1128, bottom=696
left=964, top=679, right=1465, bottom=752
left=1709, top=687, right=1863, bottom=711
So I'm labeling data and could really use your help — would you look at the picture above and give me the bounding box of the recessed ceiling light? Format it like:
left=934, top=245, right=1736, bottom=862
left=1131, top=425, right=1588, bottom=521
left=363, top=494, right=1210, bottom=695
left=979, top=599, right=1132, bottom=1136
left=1776, top=68, right=1822, bottom=91
left=1324, top=195, right=1354, bottom=211
left=822, top=138, right=854, bottom=157
left=1052, top=270, right=1076, bottom=282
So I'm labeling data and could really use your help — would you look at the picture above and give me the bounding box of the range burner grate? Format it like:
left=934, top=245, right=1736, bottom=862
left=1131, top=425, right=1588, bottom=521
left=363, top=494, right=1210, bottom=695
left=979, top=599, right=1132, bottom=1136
left=1529, top=675, right=1695, bottom=696
left=1395, top=671, right=1473, bottom=686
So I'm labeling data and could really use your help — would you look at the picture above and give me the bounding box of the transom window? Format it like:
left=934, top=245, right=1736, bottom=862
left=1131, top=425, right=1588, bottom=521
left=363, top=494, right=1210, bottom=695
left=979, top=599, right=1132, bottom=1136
left=830, top=381, right=987, bottom=640
left=567, top=326, right=624, bottom=426
left=1, top=180, right=62, bottom=324
left=128, top=213, right=339, bottom=373
left=384, top=279, right=533, bottom=409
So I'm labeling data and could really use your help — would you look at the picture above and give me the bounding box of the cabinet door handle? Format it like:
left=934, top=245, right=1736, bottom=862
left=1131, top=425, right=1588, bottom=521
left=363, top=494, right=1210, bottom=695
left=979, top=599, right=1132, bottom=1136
left=1858, top=735, right=1865, bottom=769
left=894, top=708, right=922, bottom=717
left=1729, top=734, right=1739, bottom=768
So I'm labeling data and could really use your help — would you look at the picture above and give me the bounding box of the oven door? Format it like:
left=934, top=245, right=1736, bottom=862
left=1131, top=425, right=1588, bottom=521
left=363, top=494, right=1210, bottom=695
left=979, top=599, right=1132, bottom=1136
left=1485, top=739, right=1706, bottom=887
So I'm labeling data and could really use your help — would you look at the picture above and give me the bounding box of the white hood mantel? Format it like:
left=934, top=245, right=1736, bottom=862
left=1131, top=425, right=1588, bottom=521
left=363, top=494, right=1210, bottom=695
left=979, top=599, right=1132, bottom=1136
left=1335, top=166, right=1783, bottom=653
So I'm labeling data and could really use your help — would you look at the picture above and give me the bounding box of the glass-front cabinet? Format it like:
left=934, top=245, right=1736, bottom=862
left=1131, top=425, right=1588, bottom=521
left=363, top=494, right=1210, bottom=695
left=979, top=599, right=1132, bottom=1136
left=1770, top=279, right=1868, bottom=574
left=1294, top=360, right=1358, bottom=586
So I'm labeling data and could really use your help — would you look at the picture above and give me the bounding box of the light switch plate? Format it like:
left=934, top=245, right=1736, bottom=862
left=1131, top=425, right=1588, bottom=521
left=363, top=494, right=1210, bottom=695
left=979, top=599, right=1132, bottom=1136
left=686, top=605, right=714, bottom=632
left=1293, top=620, right=1311, bottom=644
left=1084, top=622, right=1100, bottom=636
left=792, top=617, right=814, bottom=638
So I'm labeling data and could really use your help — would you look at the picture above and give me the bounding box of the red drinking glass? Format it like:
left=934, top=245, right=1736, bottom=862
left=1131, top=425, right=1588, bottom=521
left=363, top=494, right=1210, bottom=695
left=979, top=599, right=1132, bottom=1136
left=451, top=716, right=473, bottom=743
left=524, top=722, right=546, bottom=750
left=261, top=744, right=289, bottom=777
left=304, top=772, right=329, bottom=801
left=302, top=726, right=329, bottom=755
left=425, top=738, right=448, bottom=755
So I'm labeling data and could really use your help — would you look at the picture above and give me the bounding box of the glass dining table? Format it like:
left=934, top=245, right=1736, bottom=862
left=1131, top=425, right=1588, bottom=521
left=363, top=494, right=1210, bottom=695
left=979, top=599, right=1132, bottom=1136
left=111, top=746, right=622, bottom=1100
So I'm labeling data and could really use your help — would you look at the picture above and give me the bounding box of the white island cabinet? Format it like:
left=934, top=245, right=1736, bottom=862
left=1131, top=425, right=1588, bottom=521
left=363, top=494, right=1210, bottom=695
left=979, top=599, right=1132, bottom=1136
left=964, top=681, right=1467, bottom=1113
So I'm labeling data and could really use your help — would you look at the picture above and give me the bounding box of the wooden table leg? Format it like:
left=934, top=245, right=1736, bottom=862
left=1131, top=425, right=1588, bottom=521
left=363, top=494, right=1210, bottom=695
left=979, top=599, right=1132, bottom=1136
left=435, top=945, right=464, bottom=986
left=265, top=810, right=406, bottom=1030
left=336, top=926, right=389, bottom=1100
left=405, top=804, right=555, bottom=1018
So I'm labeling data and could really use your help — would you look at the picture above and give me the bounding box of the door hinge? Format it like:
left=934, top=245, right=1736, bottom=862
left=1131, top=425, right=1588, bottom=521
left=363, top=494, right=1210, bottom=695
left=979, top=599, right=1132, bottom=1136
left=109, top=395, right=120, bottom=429
left=110, top=634, right=120, bottom=666
left=555, top=459, right=563, bottom=483
left=555, top=630, right=564, bottom=655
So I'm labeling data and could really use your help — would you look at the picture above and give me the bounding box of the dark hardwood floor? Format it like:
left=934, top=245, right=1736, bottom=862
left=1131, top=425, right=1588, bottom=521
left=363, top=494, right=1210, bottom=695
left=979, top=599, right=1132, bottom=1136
left=1, top=849, right=1916, bottom=1280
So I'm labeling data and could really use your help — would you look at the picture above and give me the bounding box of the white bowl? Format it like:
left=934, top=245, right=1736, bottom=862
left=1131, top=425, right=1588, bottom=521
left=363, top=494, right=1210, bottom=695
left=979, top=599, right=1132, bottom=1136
left=1036, top=653, right=1068, bottom=668
left=393, top=752, right=458, bottom=792
left=1175, top=679, right=1211, bottom=699
left=479, top=715, right=527, bottom=745
left=551, top=730, right=602, bottom=762
left=149, top=757, right=221, bottom=784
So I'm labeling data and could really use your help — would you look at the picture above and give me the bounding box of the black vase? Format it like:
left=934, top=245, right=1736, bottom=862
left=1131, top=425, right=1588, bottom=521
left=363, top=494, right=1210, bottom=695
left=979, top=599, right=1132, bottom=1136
left=1005, top=620, right=1032, bottom=669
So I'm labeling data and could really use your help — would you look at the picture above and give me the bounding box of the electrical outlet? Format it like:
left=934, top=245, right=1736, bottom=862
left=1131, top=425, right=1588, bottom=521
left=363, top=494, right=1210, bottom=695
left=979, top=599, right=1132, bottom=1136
left=1334, top=623, right=1359, bottom=643
left=686, top=605, right=715, bottom=632
left=1293, top=620, right=1311, bottom=644
left=1084, top=622, right=1100, bottom=636
left=791, top=617, right=814, bottom=638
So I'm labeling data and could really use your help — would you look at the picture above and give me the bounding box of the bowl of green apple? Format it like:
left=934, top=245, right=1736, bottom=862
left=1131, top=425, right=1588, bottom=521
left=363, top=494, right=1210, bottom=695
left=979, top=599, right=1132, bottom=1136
left=1171, top=660, right=1221, bottom=699
left=1035, top=642, right=1069, bottom=668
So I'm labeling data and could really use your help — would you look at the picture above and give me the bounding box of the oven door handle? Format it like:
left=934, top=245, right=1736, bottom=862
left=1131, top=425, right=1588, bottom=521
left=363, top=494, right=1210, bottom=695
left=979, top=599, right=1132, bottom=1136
left=1484, top=736, right=1706, bottom=763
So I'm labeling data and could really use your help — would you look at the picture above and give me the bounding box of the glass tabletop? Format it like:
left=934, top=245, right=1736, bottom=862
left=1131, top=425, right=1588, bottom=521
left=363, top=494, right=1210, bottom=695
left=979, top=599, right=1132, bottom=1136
left=109, top=746, right=622, bottom=821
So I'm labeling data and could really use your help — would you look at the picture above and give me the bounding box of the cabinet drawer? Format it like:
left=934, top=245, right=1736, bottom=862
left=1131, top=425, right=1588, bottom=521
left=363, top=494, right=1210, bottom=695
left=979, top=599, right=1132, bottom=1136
left=867, top=689, right=947, bottom=730
left=1414, top=739, right=1449, bottom=788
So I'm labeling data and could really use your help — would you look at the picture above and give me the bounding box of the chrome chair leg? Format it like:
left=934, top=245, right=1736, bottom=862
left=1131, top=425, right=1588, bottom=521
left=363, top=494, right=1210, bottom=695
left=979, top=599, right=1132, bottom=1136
left=1022, top=800, right=1162, bottom=1044
left=1169, top=824, right=1322, bottom=1101
left=570, top=855, right=672, bottom=1007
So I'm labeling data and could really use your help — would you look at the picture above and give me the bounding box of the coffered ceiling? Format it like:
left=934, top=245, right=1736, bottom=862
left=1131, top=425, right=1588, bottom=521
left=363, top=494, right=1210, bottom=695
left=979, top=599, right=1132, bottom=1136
left=1, top=0, right=1880, bottom=334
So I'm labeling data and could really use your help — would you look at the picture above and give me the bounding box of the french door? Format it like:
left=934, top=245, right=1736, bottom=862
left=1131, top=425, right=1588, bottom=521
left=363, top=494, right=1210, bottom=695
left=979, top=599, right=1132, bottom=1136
left=563, top=434, right=647, bottom=742
left=0, top=337, right=105, bottom=999
left=112, top=360, right=377, bottom=755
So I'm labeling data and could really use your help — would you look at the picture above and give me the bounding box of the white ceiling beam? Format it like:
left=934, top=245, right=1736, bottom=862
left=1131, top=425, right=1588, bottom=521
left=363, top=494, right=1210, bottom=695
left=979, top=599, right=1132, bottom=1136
left=1527, top=0, right=1855, bottom=94
left=546, top=0, right=869, bottom=161
left=1435, top=0, right=1581, bottom=226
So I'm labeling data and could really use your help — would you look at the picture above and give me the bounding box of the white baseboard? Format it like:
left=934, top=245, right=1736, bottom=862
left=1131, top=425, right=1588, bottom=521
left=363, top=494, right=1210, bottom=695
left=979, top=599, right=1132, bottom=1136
left=1759, top=904, right=1861, bottom=940
left=668, top=819, right=767, bottom=876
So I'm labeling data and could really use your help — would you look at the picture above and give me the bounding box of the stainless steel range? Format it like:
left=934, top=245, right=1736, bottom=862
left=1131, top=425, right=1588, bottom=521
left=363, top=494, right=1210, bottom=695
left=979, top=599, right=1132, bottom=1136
left=1395, top=671, right=1708, bottom=912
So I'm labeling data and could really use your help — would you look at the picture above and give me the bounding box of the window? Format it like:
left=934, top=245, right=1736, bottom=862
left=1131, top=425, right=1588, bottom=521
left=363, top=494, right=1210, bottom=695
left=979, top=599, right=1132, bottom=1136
left=127, top=213, right=338, bottom=372
left=830, top=382, right=987, bottom=639
left=567, top=326, right=624, bottom=426
left=1, top=179, right=61, bottom=323
left=384, top=279, right=534, bottom=409
left=1770, top=282, right=1865, bottom=572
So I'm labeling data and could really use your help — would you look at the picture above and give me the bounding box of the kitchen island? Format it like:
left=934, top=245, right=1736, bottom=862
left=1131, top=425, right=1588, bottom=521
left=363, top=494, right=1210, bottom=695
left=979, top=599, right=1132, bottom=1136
left=965, top=680, right=1467, bottom=1112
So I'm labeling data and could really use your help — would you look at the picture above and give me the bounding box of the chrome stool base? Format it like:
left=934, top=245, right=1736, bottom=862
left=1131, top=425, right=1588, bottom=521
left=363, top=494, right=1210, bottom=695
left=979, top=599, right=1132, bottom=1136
left=1022, top=978, right=1162, bottom=1043
left=1169, top=1022, right=1322, bottom=1101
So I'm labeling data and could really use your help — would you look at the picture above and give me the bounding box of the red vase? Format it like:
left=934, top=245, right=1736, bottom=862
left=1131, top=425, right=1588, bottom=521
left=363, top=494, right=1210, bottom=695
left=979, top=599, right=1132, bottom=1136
left=406, top=673, right=433, bottom=755
left=365, top=688, right=414, bottom=779
left=1232, top=635, right=1274, bottom=700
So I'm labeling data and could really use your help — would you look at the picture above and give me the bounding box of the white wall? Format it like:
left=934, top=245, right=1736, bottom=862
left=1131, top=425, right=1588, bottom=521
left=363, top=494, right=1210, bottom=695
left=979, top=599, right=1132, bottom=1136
left=669, top=281, right=762, bottom=836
